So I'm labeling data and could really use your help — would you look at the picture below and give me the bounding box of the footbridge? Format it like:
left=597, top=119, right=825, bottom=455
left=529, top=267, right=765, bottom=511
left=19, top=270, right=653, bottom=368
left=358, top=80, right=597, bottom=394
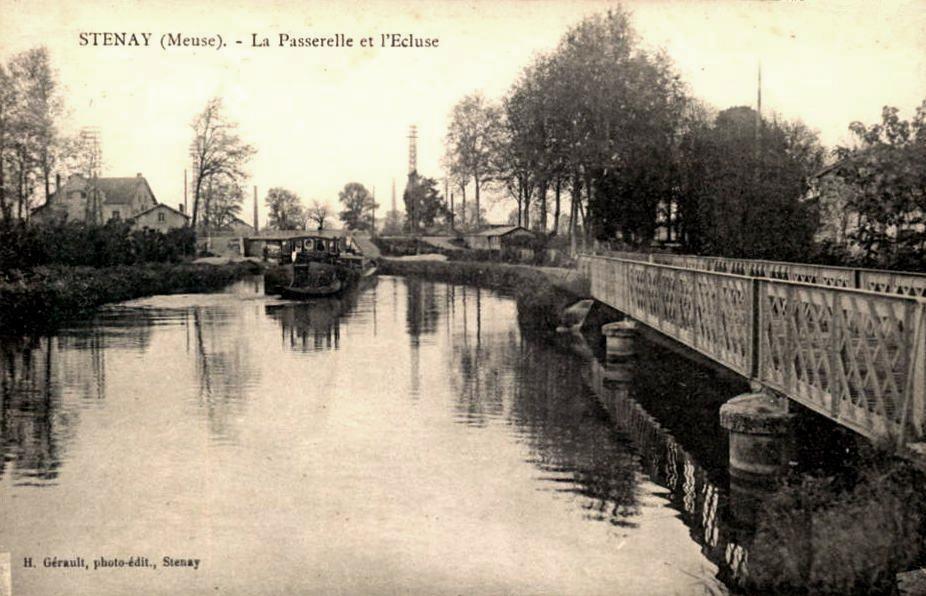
left=577, top=252, right=926, bottom=449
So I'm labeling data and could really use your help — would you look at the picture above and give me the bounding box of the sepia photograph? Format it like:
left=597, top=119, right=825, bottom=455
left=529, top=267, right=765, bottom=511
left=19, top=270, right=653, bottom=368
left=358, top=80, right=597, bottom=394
left=1, top=0, right=925, bottom=594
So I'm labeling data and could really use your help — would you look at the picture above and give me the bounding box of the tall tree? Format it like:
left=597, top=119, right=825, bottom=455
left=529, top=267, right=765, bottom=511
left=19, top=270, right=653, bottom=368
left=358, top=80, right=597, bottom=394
left=0, top=63, right=15, bottom=220
left=265, top=187, right=304, bottom=230
left=680, top=106, right=823, bottom=259
left=403, top=175, right=447, bottom=232
left=4, top=47, right=62, bottom=220
left=189, top=97, right=255, bottom=228
left=444, top=93, right=502, bottom=231
left=338, top=182, right=376, bottom=231
left=307, top=199, right=331, bottom=230
left=833, top=101, right=926, bottom=266
left=202, top=176, right=245, bottom=230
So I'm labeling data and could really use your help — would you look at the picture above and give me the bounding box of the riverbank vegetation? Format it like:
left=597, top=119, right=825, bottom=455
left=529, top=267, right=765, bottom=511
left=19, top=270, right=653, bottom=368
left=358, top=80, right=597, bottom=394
left=0, top=219, right=195, bottom=271
left=0, top=219, right=257, bottom=332
left=0, top=260, right=259, bottom=332
left=749, top=451, right=926, bottom=594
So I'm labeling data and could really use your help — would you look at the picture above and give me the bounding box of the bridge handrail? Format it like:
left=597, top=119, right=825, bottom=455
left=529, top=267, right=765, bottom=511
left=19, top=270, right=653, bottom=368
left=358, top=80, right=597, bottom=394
left=578, top=254, right=926, bottom=446
left=595, top=250, right=926, bottom=297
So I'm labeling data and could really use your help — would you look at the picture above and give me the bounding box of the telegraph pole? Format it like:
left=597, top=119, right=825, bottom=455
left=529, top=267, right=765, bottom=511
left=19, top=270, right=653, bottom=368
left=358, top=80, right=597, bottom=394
left=755, top=61, right=762, bottom=184
left=371, top=185, right=376, bottom=238
left=253, top=185, right=259, bottom=232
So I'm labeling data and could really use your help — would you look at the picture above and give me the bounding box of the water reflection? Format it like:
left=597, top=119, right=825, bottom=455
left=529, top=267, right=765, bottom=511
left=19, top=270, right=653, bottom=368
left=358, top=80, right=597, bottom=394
left=2, top=276, right=738, bottom=594
left=578, top=349, right=750, bottom=588
left=1, top=336, right=76, bottom=486
left=189, top=306, right=262, bottom=443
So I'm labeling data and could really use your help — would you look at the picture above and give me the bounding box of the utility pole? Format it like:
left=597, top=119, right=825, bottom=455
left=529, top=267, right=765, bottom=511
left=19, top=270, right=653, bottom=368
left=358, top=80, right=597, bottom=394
left=371, top=185, right=376, bottom=238
left=253, top=185, right=259, bottom=232
left=183, top=169, right=188, bottom=214
left=755, top=61, right=762, bottom=184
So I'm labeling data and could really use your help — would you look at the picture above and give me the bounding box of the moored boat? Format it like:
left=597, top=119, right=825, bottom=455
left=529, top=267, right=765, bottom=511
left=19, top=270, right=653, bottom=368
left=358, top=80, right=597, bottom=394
left=259, top=232, right=376, bottom=300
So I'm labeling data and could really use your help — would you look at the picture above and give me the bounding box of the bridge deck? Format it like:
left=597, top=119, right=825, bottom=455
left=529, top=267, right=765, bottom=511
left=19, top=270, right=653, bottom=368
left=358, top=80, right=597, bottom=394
left=578, top=255, right=926, bottom=447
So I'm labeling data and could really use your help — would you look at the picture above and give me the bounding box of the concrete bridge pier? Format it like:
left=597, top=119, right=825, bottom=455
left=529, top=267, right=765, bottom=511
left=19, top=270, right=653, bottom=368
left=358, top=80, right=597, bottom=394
left=601, top=320, right=638, bottom=361
left=720, top=392, right=795, bottom=533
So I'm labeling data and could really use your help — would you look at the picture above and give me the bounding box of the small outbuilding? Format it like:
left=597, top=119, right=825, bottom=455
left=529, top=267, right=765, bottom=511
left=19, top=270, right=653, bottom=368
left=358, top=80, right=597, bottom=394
left=131, top=204, right=190, bottom=232
left=464, top=226, right=535, bottom=251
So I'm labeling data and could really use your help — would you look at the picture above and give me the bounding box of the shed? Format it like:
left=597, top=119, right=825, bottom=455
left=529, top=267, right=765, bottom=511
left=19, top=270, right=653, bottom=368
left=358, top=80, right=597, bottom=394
left=464, top=226, right=534, bottom=251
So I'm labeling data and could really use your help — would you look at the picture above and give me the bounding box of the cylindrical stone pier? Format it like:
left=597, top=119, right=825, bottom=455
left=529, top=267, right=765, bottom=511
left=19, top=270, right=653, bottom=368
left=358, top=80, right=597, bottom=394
left=720, top=392, right=795, bottom=534
left=601, top=320, right=637, bottom=361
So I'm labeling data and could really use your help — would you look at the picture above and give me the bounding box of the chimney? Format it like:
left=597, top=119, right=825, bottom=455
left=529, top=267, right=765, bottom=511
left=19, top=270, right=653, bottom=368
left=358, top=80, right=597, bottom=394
left=136, top=172, right=142, bottom=178
left=179, top=203, right=185, bottom=214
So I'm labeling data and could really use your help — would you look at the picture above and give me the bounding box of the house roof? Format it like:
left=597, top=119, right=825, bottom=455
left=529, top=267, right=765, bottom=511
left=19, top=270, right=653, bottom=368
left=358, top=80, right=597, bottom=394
left=94, top=178, right=142, bottom=204
left=45, top=174, right=158, bottom=206
left=469, top=225, right=533, bottom=237
left=132, top=203, right=189, bottom=220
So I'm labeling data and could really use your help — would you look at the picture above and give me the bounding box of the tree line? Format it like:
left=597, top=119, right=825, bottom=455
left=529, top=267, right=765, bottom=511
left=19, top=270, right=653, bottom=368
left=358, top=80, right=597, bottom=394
left=443, top=6, right=924, bottom=268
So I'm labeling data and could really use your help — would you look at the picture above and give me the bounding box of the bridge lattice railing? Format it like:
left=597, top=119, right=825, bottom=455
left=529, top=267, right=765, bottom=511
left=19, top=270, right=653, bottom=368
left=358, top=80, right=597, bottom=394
left=603, top=251, right=926, bottom=298
left=578, top=255, right=926, bottom=445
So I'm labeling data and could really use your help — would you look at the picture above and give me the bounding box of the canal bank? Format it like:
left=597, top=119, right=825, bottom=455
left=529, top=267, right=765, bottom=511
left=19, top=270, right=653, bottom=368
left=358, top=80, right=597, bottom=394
left=378, top=257, right=589, bottom=335
left=0, top=260, right=261, bottom=332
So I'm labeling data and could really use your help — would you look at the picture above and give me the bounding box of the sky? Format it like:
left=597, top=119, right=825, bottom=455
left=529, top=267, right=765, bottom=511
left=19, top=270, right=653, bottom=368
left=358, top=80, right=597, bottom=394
left=1, top=0, right=924, bottom=225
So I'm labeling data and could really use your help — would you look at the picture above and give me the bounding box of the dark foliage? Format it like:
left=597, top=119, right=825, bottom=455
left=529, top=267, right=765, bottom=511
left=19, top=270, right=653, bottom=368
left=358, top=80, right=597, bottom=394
left=749, top=453, right=926, bottom=594
left=0, top=220, right=195, bottom=273
left=0, top=261, right=259, bottom=332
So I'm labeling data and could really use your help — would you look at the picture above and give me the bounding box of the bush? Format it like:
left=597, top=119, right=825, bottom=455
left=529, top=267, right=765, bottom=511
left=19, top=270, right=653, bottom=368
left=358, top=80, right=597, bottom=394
left=748, top=455, right=926, bottom=594
left=0, top=220, right=196, bottom=273
left=0, top=261, right=259, bottom=332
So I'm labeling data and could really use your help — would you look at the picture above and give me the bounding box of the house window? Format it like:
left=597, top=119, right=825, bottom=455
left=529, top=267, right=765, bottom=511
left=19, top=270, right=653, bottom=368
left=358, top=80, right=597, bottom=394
left=158, top=212, right=166, bottom=223
left=111, top=210, right=121, bottom=220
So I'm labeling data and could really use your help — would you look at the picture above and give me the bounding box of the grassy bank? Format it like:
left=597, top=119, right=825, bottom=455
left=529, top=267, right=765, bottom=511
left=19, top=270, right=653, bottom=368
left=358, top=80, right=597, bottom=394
left=747, top=450, right=926, bottom=594
left=0, top=261, right=261, bottom=332
left=379, top=258, right=589, bottom=335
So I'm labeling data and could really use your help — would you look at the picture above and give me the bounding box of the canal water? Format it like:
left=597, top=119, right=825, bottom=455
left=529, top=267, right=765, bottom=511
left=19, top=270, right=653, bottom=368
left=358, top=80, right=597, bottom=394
left=1, top=275, right=746, bottom=595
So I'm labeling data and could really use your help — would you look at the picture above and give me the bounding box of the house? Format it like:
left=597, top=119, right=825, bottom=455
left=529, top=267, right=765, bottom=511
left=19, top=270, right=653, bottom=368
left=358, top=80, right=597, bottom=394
left=464, top=226, right=534, bottom=251
left=32, top=173, right=159, bottom=224
left=131, top=204, right=190, bottom=233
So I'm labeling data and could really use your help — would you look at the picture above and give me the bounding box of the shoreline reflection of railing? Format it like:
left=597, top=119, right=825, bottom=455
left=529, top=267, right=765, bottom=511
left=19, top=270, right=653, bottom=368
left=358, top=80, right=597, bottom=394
left=580, top=354, right=749, bottom=588
left=578, top=255, right=926, bottom=447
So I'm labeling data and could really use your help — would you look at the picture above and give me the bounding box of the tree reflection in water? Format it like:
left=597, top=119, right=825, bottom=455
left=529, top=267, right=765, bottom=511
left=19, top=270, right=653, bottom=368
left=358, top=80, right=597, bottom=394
left=190, top=306, right=261, bottom=444
left=0, top=331, right=106, bottom=486
left=437, top=276, right=754, bottom=589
